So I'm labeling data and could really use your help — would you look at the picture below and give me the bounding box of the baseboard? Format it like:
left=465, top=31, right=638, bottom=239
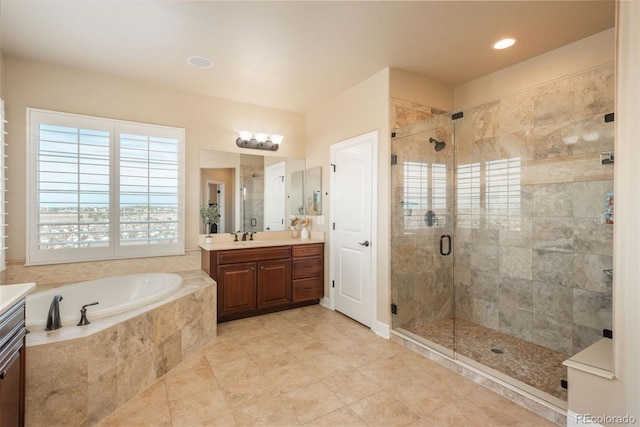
left=372, top=320, right=390, bottom=339
left=319, top=297, right=331, bottom=309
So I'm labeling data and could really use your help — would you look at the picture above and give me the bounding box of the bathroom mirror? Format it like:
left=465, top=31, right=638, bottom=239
left=305, top=166, right=322, bottom=215
left=290, top=170, right=305, bottom=215
left=200, top=150, right=305, bottom=233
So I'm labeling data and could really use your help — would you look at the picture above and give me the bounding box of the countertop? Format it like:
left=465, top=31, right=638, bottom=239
left=198, top=230, right=325, bottom=252
left=0, top=282, right=36, bottom=315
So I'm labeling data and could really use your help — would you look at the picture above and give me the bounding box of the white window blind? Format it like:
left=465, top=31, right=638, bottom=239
left=486, top=157, right=521, bottom=227
left=0, top=100, right=6, bottom=272
left=403, top=161, right=447, bottom=230
left=27, top=109, right=184, bottom=265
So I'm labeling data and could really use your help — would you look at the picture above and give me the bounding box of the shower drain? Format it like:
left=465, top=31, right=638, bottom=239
left=490, top=348, right=504, bottom=354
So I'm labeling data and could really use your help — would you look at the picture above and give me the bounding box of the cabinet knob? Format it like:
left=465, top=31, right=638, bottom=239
left=251, top=267, right=255, bottom=271
left=0, top=371, right=7, bottom=380
left=260, top=266, right=264, bottom=270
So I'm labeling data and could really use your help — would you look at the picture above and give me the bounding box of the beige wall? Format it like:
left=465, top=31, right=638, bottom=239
left=454, top=28, right=616, bottom=110
left=613, top=0, right=640, bottom=422
left=305, top=68, right=391, bottom=329
left=3, top=56, right=305, bottom=262
left=389, top=69, right=453, bottom=112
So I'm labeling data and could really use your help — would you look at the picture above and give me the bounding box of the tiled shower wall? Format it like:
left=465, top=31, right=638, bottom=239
left=240, top=164, right=264, bottom=232
left=454, top=64, right=615, bottom=356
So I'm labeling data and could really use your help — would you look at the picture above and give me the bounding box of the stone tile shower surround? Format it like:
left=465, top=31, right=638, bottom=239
left=391, top=63, right=614, bottom=377
left=453, top=64, right=614, bottom=357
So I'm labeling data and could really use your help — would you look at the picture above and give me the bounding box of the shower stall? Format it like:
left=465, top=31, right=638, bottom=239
left=390, top=64, right=614, bottom=407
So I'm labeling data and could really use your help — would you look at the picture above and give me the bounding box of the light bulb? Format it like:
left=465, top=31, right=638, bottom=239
left=238, top=131, right=253, bottom=142
left=270, top=134, right=284, bottom=145
left=254, top=132, right=268, bottom=143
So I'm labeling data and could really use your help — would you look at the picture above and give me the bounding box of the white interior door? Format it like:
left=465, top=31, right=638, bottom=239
left=331, top=131, right=377, bottom=327
left=264, top=161, right=286, bottom=231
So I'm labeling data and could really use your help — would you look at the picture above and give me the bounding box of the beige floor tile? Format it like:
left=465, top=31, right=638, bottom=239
left=96, top=305, right=561, bottom=427
left=239, top=333, right=289, bottom=356
left=265, top=362, right=321, bottom=394
left=322, top=370, right=384, bottom=405
left=232, top=395, right=301, bottom=426
left=97, top=380, right=172, bottom=427
left=282, top=382, right=345, bottom=424
left=349, top=388, right=421, bottom=427
left=287, top=340, right=332, bottom=362
left=219, top=373, right=281, bottom=409
left=168, top=386, right=230, bottom=427
left=211, top=355, right=263, bottom=385
left=201, top=339, right=251, bottom=366
left=300, top=352, right=355, bottom=379
left=303, top=406, right=367, bottom=427
left=164, top=366, right=219, bottom=401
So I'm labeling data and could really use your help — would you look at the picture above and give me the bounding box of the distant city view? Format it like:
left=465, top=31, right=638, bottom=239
left=38, top=205, right=178, bottom=249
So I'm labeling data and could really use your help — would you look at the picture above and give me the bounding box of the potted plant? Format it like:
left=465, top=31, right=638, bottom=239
left=200, top=204, right=220, bottom=244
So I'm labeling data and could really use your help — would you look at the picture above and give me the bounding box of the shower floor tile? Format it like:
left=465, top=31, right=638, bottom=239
left=405, top=318, right=569, bottom=401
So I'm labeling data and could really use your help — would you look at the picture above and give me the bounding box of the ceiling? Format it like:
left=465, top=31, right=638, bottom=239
left=0, top=1, right=615, bottom=113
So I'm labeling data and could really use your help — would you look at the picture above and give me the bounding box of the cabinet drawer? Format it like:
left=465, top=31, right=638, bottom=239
left=292, top=278, right=323, bottom=302
left=292, top=244, right=323, bottom=258
left=0, top=302, right=24, bottom=351
left=217, top=246, right=291, bottom=264
left=292, top=257, right=322, bottom=279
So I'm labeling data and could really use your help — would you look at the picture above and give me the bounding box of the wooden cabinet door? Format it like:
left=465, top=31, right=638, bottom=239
left=0, top=348, right=22, bottom=427
left=218, top=263, right=257, bottom=318
left=257, top=259, right=291, bottom=309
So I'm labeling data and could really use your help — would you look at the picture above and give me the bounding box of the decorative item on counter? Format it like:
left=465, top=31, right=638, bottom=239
left=200, top=204, right=221, bottom=244
left=300, top=217, right=311, bottom=240
left=289, top=217, right=300, bottom=238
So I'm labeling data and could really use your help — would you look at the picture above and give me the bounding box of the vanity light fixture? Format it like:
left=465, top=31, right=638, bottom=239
left=236, top=131, right=283, bottom=152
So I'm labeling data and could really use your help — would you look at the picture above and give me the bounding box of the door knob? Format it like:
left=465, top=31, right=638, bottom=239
left=358, top=241, right=370, bottom=247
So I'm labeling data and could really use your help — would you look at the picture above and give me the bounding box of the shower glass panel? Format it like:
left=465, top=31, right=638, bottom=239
left=390, top=64, right=614, bottom=407
left=391, top=115, right=455, bottom=358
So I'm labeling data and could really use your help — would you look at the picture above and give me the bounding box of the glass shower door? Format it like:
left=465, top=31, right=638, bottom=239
left=390, top=116, right=455, bottom=357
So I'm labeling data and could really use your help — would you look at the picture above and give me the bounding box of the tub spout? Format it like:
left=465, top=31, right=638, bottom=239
left=45, top=295, right=63, bottom=331
left=77, top=302, right=99, bottom=326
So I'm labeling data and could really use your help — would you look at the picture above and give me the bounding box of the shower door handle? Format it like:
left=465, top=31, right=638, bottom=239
left=440, top=235, right=451, bottom=256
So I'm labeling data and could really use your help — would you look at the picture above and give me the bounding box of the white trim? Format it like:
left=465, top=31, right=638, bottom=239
left=205, top=179, right=225, bottom=233
left=372, top=321, right=390, bottom=339
left=329, top=130, right=379, bottom=331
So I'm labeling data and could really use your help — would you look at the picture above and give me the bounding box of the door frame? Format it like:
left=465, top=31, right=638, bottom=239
left=206, top=179, right=225, bottom=233
left=329, top=130, right=379, bottom=332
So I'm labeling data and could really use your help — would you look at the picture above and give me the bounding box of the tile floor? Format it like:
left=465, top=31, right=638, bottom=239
left=97, top=305, right=556, bottom=426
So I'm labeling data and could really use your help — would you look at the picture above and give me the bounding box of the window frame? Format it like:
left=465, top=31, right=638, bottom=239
left=26, top=108, right=185, bottom=265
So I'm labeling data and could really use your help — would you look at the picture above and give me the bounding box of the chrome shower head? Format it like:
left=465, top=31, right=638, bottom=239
left=429, top=137, right=446, bottom=152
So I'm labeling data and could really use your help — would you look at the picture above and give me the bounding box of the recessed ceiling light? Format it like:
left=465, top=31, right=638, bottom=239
left=187, top=56, right=213, bottom=69
left=492, top=38, right=517, bottom=50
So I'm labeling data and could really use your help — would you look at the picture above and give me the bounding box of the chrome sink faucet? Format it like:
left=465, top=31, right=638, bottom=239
left=45, top=294, right=63, bottom=331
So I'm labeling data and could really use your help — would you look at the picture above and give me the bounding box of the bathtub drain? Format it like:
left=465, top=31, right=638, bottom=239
left=490, top=348, right=504, bottom=354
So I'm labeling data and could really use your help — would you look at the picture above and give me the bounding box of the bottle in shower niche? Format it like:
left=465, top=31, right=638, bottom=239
left=605, top=193, right=614, bottom=224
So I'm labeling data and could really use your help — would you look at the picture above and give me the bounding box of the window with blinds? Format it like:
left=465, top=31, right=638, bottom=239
left=403, top=161, right=447, bottom=229
left=0, top=100, right=6, bottom=272
left=456, top=158, right=521, bottom=229
left=27, top=109, right=184, bottom=265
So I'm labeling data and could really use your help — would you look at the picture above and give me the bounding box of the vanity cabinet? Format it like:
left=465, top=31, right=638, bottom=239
left=202, top=243, right=323, bottom=322
left=292, top=244, right=324, bottom=302
left=0, top=299, right=26, bottom=427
